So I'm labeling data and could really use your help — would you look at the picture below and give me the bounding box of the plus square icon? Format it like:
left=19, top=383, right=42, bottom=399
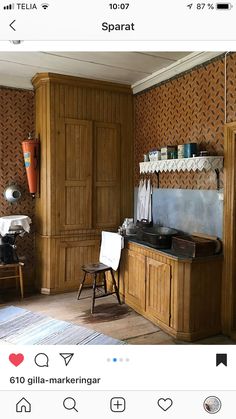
left=110, top=397, right=126, bottom=412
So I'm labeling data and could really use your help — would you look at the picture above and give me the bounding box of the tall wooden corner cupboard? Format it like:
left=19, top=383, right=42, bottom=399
left=32, top=73, right=133, bottom=294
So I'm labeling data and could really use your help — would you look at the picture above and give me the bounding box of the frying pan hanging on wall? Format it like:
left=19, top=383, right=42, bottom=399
left=3, top=184, right=21, bottom=203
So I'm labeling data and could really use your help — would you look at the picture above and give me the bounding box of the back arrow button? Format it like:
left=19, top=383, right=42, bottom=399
left=10, top=20, right=16, bottom=31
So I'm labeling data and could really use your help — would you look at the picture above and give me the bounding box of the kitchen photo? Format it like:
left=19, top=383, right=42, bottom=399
left=0, top=51, right=235, bottom=345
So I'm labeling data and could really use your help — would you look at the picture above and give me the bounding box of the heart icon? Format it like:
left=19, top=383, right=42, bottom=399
left=9, top=353, right=24, bottom=367
left=157, top=398, right=173, bottom=411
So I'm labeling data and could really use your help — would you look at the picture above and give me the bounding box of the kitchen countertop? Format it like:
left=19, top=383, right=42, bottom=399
left=124, top=236, right=222, bottom=262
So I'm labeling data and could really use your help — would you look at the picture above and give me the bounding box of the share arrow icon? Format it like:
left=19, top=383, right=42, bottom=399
left=60, top=353, right=74, bottom=366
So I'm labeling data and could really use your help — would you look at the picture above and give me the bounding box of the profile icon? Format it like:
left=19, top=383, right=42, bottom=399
left=203, top=396, right=222, bottom=414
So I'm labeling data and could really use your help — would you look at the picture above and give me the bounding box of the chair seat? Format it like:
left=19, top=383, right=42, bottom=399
left=82, top=262, right=110, bottom=274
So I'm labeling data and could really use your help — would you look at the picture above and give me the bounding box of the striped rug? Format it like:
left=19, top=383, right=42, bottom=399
left=0, top=306, right=124, bottom=345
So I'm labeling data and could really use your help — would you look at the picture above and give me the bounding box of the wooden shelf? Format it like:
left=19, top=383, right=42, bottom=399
left=140, top=156, right=224, bottom=174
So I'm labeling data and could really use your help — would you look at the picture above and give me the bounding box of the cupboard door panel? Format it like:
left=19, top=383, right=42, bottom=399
left=57, top=119, right=93, bottom=231
left=95, top=187, right=120, bottom=226
left=94, top=122, right=121, bottom=228
left=125, top=250, right=146, bottom=311
left=146, top=257, right=171, bottom=325
left=65, top=185, right=90, bottom=226
left=58, top=239, right=100, bottom=290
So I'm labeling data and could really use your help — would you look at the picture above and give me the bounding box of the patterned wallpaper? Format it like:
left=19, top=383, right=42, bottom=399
left=0, top=87, right=35, bottom=289
left=0, top=53, right=235, bottom=291
left=134, top=53, right=236, bottom=189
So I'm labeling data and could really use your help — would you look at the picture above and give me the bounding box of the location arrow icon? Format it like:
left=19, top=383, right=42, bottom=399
left=60, top=353, right=74, bottom=366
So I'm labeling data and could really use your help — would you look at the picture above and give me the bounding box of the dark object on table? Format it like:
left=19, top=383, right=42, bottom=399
left=136, top=219, right=153, bottom=241
left=142, top=226, right=178, bottom=249
left=136, top=218, right=153, bottom=228
left=171, top=234, right=221, bottom=257
left=0, top=234, right=19, bottom=264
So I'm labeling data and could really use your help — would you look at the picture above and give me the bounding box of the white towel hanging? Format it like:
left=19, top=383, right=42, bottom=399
left=137, top=178, right=147, bottom=221
left=145, top=178, right=152, bottom=222
left=137, top=179, right=143, bottom=221
left=149, top=180, right=152, bottom=222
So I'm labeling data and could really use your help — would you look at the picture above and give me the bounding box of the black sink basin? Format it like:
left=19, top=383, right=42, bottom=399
left=137, top=226, right=178, bottom=249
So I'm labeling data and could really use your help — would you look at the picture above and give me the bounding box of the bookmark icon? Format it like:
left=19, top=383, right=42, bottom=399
left=216, top=353, right=227, bottom=367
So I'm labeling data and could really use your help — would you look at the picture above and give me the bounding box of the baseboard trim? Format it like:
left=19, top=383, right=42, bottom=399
left=41, top=288, right=51, bottom=295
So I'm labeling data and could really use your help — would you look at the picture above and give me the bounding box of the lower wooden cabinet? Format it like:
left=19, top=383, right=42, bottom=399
left=120, top=242, right=222, bottom=342
left=36, top=234, right=100, bottom=294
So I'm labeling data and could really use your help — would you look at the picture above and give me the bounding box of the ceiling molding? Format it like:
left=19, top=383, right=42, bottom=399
left=132, top=51, right=224, bottom=94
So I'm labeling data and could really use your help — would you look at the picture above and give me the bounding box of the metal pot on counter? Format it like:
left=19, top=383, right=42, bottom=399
left=137, top=226, right=178, bottom=249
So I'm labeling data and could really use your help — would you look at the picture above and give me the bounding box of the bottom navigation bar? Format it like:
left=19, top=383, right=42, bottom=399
left=0, top=390, right=234, bottom=418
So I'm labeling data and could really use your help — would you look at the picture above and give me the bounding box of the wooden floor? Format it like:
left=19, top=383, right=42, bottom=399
left=0, top=290, right=235, bottom=344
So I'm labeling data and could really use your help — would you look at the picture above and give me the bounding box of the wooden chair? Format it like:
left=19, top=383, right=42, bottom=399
left=0, top=262, right=24, bottom=299
left=77, top=263, right=121, bottom=314
left=77, top=232, right=123, bottom=314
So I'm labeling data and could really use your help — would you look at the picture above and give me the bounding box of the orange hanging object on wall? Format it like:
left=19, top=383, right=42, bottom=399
left=22, top=133, right=40, bottom=198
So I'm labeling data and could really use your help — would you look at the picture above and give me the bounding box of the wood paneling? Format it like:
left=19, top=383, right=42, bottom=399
left=120, top=241, right=222, bottom=341
left=57, top=119, right=93, bottom=231
left=36, top=234, right=100, bottom=293
left=146, top=258, right=171, bottom=325
left=94, top=122, right=121, bottom=228
left=59, top=239, right=100, bottom=290
left=189, top=259, right=221, bottom=333
left=125, top=250, right=146, bottom=312
left=33, top=73, right=133, bottom=235
left=33, top=73, right=133, bottom=294
left=222, top=122, right=236, bottom=335
left=32, top=72, right=133, bottom=94
left=34, top=81, right=51, bottom=236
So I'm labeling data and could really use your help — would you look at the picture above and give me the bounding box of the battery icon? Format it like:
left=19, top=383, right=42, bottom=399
left=216, top=3, right=233, bottom=9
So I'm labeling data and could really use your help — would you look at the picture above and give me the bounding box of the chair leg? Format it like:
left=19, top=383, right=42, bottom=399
left=18, top=264, right=24, bottom=299
left=77, top=272, right=87, bottom=300
left=110, top=269, right=121, bottom=305
left=103, top=272, right=107, bottom=294
left=91, top=274, right=97, bottom=314
left=15, top=267, right=19, bottom=295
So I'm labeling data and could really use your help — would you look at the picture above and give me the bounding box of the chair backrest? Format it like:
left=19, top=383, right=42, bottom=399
left=99, top=231, right=124, bottom=271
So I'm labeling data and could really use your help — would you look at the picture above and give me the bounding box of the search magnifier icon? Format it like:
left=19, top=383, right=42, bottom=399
left=63, top=397, right=78, bottom=412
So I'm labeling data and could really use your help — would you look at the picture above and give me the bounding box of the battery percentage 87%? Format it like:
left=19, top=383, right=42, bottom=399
left=187, top=3, right=215, bottom=9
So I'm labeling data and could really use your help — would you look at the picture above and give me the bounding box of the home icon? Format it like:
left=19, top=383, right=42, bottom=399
left=16, top=398, right=31, bottom=413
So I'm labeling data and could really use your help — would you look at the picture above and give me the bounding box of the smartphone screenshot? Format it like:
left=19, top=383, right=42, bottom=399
left=0, top=1, right=235, bottom=418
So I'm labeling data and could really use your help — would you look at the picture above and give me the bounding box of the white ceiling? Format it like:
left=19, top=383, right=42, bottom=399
left=0, top=51, right=192, bottom=90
